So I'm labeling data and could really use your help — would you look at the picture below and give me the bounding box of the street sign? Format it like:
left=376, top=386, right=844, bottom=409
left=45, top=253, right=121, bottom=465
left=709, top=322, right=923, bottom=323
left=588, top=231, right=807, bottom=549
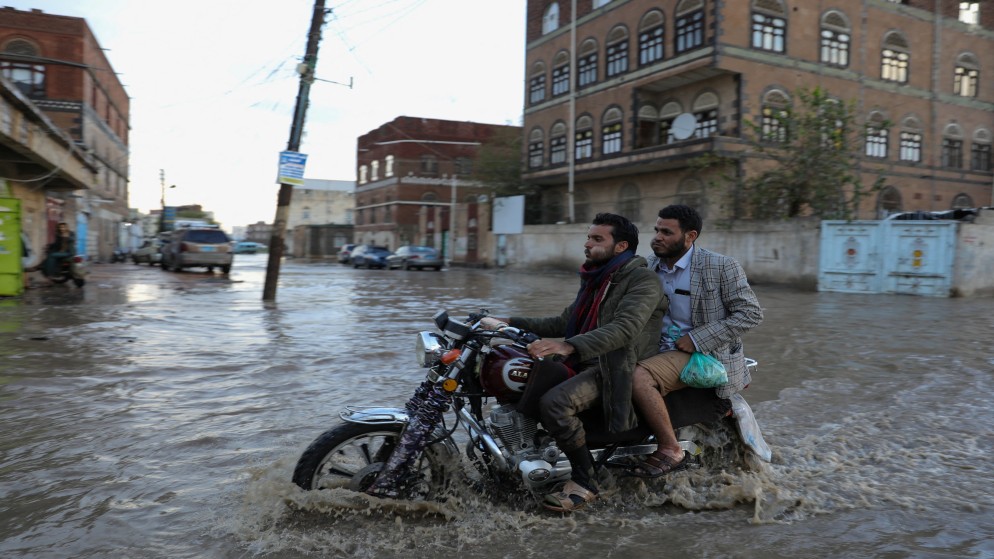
left=277, top=151, right=308, bottom=186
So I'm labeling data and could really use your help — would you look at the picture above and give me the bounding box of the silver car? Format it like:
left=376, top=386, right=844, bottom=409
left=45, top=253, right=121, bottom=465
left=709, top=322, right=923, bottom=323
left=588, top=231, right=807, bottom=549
left=161, top=227, right=233, bottom=274
left=386, top=245, right=443, bottom=271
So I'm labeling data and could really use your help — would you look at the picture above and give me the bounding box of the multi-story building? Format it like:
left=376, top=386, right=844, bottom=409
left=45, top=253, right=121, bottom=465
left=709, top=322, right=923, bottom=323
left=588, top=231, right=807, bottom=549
left=354, top=116, right=521, bottom=261
left=285, top=178, right=354, bottom=258
left=522, top=0, right=993, bottom=224
left=0, top=7, right=130, bottom=262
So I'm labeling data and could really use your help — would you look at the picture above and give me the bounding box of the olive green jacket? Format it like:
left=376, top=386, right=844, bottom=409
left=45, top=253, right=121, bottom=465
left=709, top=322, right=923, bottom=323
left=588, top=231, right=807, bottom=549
left=509, top=255, right=667, bottom=433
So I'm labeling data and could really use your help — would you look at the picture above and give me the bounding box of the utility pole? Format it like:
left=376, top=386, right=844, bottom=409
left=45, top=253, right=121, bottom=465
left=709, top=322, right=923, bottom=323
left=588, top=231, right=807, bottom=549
left=263, top=0, right=327, bottom=301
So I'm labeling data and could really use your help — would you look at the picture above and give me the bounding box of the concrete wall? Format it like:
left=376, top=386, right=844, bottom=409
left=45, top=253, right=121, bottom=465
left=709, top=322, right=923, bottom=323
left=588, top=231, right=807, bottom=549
left=953, top=210, right=994, bottom=297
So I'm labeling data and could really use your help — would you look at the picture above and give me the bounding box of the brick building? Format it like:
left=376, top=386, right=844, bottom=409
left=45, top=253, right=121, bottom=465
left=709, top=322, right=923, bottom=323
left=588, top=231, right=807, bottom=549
left=354, top=116, right=521, bottom=262
left=0, top=7, right=130, bottom=262
left=522, top=0, right=993, bottom=225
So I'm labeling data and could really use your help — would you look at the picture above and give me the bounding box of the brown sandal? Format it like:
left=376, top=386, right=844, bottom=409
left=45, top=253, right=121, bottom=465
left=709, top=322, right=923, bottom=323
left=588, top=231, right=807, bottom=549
left=627, top=451, right=689, bottom=479
left=542, top=480, right=598, bottom=512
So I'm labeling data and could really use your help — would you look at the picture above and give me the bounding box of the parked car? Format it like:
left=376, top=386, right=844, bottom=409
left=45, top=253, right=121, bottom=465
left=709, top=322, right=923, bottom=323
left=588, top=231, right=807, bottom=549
left=233, top=241, right=266, bottom=254
left=132, top=238, right=162, bottom=266
left=161, top=226, right=233, bottom=274
left=337, top=243, right=357, bottom=264
left=386, top=245, right=443, bottom=271
left=350, top=245, right=392, bottom=269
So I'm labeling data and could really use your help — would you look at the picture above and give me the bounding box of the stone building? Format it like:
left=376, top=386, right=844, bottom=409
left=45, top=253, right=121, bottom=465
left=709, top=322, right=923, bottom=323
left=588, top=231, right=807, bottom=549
left=0, top=7, right=130, bottom=262
left=354, top=116, right=521, bottom=263
left=522, top=0, right=993, bottom=225
left=285, top=178, right=354, bottom=257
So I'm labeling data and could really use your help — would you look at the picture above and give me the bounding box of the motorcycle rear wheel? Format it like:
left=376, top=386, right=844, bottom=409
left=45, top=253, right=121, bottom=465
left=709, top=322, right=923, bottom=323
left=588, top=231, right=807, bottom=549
left=292, top=422, right=455, bottom=500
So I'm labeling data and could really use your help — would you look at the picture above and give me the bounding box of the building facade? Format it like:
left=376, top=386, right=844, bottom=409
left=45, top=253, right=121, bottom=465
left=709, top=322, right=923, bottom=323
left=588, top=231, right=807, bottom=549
left=0, top=7, right=130, bottom=262
left=522, top=0, right=993, bottom=225
left=354, top=116, right=521, bottom=261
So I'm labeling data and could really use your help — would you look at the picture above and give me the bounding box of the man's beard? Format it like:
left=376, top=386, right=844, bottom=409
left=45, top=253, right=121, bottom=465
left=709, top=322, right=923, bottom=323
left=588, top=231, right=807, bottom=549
left=584, top=249, right=613, bottom=268
left=652, top=234, right=688, bottom=260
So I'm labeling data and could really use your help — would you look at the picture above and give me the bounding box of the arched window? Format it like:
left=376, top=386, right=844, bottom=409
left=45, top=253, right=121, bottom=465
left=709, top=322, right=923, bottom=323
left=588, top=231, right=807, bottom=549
left=954, top=52, right=980, bottom=97
left=542, top=3, right=560, bottom=35
left=617, top=183, right=642, bottom=222
left=529, top=61, right=547, bottom=105
left=876, top=186, right=902, bottom=217
left=820, top=10, right=851, bottom=67
left=899, top=117, right=923, bottom=163
left=606, top=26, right=629, bottom=78
left=951, top=193, right=974, bottom=209
left=528, top=128, right=545, bottom=169
left=865, top=111, right=889, bottom=159
left=358, top=165, right=368, bottom=184
left=881, top=31, right=910, bottom=83
left=675, top=0, right=705, bottom=54
left=971, top=128, right=992, bottom=172
left=385, top=155, right=395, bottom=177
left=602, top=106, right=624, bottom=155
left=0, top=38, right=46, bottom=97
left=751, top=0, right=787, bottom=53
left=551, top=50, right=570, bottom=97
left=550, top=121, right=568, bottom=165
left=678, top=177, right=705, bottom=211
left=577, top=39, right=599, bottom=88
left=692, top=92, right=719, bottom=138
left=421, top=192, right=439, bottom=202
left=575, top=115, right=594, bottom=160
left=761, top=89, right=790, bottom=143
left=370, top=160, right=379, bottom=181
left=420, top=154, right=438, bottom=175
left=638, top=10, right=665, bottom=66
left=636, top=103, right=659, bottom=148
left=660, top=101, right=683, bottom=144
left=941, top=123, right=964, bottom=168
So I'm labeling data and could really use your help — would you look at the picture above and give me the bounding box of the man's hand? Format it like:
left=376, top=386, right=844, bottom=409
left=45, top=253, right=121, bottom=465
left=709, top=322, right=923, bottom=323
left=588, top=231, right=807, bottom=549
left=480, top=317, right=509, bottom=330
left=526, top=339, right=575, bottom=360
left=675, top=334, right=696, bottom=353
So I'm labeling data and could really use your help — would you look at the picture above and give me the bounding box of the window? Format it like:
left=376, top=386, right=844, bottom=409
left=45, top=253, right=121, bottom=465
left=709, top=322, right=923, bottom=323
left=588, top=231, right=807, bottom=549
left=942, top=124, right=965, bottom=168
left=593, top=0, right=613, bottom=7
left=881, top=32, right=910, bottom=83
left=678, top=177, right=705, bottom=210
left=761, top=90, right=790, bottom=143
left=675, top=0, right=705, bottom=54
left=421, top=155, right=438, bottom=175
left=865, top=112, right=888, bottom=159
left=370, top=160, right=379, bottom=181
left=617, top=183, right=641, bottom=221
left=529, top=62, right=547, bottom=104
left=552, top=51, right=570, bottom=96
left=574, top=189, right=591, bottom=223
left=358, top=165, right=368, bottom=184
left=602, top=107, right=623, bottom=155
left=659, top=101, right=683, bottom=144
left=385, top=155, right=394, bottom=177
left=543, top=3, right=560, bottom=35
left=693, top=92, right=719, bottom=138
left=899, top=117, right=923, bottom=163
left=550, top=122, right=568, bottom=165
left=751, top=0, right=787, bottom=53
left=972, top=129, right=992, bottom=172
left=638, top=10, right=665, bottom=66
left=577, top=39, right=598, bottom=88
left=455, top=157, right=473, bottom=175
left=820, top=11, right=850, bottom=67
left=1, top=39, right=46, bottom=97
left=636, top=104, right=659, bottom=148
left=528, top=128, right=544, bottom=169
left=876, top=186, right=903, bottom=217
left=576, top=115, right=594, bottom=160
left=959, top=2, right=980, bottom=25
left=606, top=26, right=629, bottom=78
left=954, top=53, right=980, bottom=97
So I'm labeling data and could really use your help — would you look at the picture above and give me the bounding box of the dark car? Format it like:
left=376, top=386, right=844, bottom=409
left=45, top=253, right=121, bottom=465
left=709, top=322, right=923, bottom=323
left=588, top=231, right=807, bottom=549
left=350, top=245, right=392, bottom=269
left=386, top=245, right=443, bottom=271
left=337, top=243, right=357, bottom=264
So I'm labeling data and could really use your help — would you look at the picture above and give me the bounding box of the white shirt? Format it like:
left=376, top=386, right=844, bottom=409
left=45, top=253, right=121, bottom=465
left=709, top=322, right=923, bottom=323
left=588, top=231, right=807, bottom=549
left=655, top=245, right=695, bottom=352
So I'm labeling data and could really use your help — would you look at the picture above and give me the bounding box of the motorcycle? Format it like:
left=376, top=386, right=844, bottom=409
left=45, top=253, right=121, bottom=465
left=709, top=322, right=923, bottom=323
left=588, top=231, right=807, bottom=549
left=43, top=255, right=87, bottom=287
left=292, top=309, right=772, bottom=505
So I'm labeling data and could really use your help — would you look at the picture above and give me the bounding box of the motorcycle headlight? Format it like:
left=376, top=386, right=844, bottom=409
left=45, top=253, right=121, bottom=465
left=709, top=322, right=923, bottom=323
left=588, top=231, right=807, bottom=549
left=416, top=331, right=446, bottom=368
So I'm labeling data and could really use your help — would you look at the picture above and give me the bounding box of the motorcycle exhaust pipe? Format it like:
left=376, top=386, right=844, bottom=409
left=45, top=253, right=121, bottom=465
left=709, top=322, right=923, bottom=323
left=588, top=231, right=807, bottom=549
left=518, top=459, right=553, bottom=483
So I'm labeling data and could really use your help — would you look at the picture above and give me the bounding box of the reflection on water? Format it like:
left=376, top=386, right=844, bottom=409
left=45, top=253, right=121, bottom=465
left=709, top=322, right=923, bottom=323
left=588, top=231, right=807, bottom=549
left=1, top=258, right=994, bottom=558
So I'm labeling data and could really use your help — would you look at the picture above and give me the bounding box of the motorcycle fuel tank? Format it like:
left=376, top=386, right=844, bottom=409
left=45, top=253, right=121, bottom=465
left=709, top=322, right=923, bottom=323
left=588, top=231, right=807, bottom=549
left=478, top=343, right=534, bottom=403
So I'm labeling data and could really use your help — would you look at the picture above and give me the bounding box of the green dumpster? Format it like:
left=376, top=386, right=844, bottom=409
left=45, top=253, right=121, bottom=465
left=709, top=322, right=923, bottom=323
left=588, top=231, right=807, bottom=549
left=0, top=198, right=23, bottom=297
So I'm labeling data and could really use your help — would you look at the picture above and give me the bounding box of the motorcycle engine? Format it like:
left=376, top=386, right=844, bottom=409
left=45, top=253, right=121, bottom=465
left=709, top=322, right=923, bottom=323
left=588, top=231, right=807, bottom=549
left=489, top=404, right=538, bottom=457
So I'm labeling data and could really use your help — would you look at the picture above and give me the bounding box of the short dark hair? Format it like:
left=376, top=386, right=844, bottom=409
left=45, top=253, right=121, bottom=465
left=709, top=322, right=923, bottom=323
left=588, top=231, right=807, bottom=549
left=592, top=212, right=639, bottom=253
left=657, top=204, right=703, bottom=236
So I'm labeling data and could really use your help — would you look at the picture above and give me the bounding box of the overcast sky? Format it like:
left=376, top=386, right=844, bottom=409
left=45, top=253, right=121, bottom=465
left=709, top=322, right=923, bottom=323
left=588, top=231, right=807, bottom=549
left=5, top=0, right=527, bottom=229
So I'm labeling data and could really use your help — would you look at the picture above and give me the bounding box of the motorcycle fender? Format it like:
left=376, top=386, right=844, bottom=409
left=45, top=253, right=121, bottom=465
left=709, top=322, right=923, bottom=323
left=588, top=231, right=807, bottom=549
left=339, top=406, right=409, bottom=426
left=729, top=393, right=773, bottom=462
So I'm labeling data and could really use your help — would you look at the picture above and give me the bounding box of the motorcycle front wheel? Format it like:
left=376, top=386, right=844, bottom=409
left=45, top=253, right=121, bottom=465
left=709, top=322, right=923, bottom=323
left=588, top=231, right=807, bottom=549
left=292, top=421, right=456, bottom=500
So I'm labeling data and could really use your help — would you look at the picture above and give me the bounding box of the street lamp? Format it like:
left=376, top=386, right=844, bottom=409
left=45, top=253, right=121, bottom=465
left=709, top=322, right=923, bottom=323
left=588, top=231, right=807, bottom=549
left=161, top=183, right=175, bottom=209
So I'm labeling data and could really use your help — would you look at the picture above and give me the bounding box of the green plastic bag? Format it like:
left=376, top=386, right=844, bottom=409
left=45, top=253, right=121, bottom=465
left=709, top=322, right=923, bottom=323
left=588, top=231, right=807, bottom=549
left=679, top=352, right=728, bottom=388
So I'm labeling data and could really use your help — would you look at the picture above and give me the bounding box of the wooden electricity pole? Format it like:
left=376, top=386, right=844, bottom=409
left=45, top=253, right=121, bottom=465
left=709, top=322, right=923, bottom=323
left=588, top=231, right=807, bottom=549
left=263, top=0, right=327, bottom=301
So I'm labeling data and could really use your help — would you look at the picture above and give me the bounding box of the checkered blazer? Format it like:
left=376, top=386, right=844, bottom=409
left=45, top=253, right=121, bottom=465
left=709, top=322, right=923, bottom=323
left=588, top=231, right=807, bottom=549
left=647, top=247, right=763, bottom=398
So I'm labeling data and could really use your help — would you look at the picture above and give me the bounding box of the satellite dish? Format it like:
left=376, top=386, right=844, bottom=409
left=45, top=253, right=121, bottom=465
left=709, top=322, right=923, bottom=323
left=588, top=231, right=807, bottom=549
left=671, top=113, right=697, bottom=141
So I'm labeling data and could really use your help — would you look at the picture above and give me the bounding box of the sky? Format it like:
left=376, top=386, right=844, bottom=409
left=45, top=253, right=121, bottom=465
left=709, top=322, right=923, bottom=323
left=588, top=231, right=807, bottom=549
left=5, top=0, right=527, bottom=229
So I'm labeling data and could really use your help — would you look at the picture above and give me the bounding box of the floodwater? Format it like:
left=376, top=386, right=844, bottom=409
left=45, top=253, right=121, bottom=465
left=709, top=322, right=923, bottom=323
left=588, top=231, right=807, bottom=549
left=1, top=256, right=993, bottom=558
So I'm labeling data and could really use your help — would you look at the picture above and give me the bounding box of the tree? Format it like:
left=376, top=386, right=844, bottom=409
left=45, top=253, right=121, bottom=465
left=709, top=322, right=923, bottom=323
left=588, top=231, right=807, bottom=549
left=734, top=86, right=886, bottom=220
left=474, top=126, right=543, bottom=224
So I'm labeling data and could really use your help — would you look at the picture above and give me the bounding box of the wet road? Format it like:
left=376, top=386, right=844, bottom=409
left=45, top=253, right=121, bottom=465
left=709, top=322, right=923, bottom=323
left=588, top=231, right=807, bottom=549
left=2, top=256, right=993, bottom=558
